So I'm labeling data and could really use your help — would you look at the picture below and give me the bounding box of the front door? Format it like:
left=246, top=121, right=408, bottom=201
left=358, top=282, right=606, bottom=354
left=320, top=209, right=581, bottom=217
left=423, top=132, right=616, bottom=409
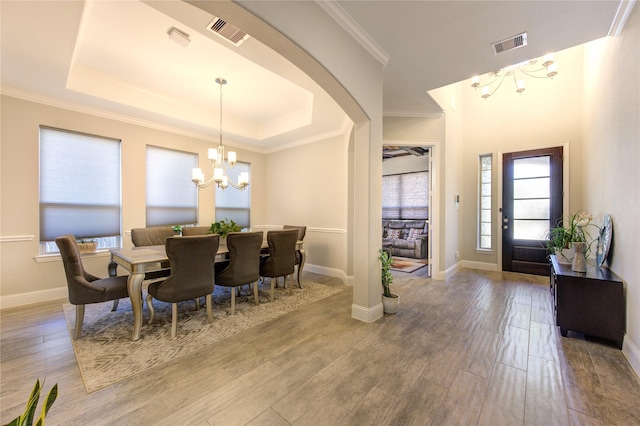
left=502, top=147, right=563, bottom=275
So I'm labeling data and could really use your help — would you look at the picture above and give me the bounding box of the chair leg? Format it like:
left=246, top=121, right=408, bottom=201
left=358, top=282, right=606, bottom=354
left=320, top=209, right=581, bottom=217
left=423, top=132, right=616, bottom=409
left=74, top=305, right=85, bottom=340
left=171, top=303, right=178, bottom=338
left=253, top=280, right=259, bottom=306
left=206, top=294, right=213, bottom=323
left=230, top=289, right=236, bottom=315
left=270, top=277, right=275, bottom=302
left=146, top=294, right=155, bottom=325
left=195, top=298, right=200, bottom=311
left=111, top=299, right=119, bottom=312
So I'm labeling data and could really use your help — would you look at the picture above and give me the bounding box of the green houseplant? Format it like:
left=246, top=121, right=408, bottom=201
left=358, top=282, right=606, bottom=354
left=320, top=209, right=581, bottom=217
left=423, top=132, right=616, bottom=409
left=208, top=219, right=241, bottom=238
left=545, top=210, right=598, bottom=262
left=379, top=248, right=398, bottom=313
left=4, top=379, right=58, bottom=426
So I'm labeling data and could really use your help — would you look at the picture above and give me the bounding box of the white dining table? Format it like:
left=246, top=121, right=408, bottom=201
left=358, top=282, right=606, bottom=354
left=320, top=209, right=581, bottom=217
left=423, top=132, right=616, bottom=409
left=109, top=240, right=305, bottom=340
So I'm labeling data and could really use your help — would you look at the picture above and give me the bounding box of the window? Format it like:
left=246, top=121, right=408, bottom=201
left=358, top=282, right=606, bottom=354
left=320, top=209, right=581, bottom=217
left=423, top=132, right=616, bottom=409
left=39, top=127, right=121, bottom=253
left=382, top=172, right=429, bottom=220
left=512, top=155, right=551, bottom=240
left=478, top=154, right=492, bottom=250
left=146, top=146, right=198, bottom=227
left=215, top=162, right=251, bottom=228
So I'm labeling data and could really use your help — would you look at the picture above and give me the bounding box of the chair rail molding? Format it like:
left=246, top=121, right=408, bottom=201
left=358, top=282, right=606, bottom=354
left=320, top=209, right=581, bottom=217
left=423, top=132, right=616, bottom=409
left=0, top=235, right=35, bottom=243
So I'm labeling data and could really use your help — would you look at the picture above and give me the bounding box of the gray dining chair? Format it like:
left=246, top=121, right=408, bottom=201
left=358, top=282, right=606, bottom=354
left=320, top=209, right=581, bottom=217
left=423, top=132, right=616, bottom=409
left=130, top=226, right=174, bottom=280
left=260, top=229, right=299, bottom=301
left=55, top=235, right=130, bottom=339
left=181, top=226, right=210, bottom=236
left=146, top=235, right=219, bottom=338
left=283, top=225, right=306, bottom=288
left=214, top=231, right=264, bottom=314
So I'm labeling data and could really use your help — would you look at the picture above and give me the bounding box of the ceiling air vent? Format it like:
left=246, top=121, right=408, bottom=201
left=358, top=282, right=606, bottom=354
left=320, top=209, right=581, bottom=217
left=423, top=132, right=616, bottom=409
left=206, top=17, right=250, bottom=46
left=491, top=32, right=527, bottom=55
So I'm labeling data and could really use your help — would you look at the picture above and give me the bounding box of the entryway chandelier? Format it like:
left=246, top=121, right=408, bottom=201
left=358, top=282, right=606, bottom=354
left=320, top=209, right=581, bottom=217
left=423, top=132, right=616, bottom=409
left=192, top=77, right=249, bottom=191
left=470, top=54, right=558, bottom=99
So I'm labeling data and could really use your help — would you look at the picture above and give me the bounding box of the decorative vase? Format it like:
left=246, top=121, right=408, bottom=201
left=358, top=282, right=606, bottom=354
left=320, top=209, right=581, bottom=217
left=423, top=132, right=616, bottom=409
left=382, top=293, right=399, bottom=314
left=571, top=242, right=587, bottom=272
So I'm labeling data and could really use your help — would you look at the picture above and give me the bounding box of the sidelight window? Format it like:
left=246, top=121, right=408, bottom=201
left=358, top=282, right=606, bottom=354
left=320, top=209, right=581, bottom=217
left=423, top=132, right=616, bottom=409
left=478, top=154, right=492, bottom=250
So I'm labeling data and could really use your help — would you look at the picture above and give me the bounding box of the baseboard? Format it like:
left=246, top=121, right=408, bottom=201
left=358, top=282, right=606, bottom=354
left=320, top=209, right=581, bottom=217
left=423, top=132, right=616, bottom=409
left=0, top=286, right=67, bottom=310
left=352, top=302, right=383, bottom=323
left=443, top=261, right=462, bottom=279
left=461, top=260, right=499, bottom=272
left=623, top=336, right=640, bottom=379
left=304, top=263, right=347, bottom=284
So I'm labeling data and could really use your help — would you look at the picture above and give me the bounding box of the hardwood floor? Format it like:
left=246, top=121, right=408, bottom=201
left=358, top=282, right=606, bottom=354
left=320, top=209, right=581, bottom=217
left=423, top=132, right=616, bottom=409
left=2, top=268, right=639, bottom=425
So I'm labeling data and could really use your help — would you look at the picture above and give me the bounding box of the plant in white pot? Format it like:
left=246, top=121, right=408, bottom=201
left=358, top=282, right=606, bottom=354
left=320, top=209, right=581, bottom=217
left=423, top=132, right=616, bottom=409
left=379, top=248, right=399, bottom=313
left=75, top=236, right=97, bottom=254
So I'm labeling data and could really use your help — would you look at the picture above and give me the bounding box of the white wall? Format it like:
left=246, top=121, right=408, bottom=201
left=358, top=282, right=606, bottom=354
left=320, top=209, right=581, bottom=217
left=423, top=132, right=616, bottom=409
left=262, top=130, right=351, bottom=280
left=0, top=95, right=266, bottom=303
left=582, top=5, right=640, bottom=373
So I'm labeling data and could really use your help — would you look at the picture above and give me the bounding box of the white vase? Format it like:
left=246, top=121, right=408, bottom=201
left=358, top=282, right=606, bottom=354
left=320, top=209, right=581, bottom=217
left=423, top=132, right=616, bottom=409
left=382, top=293, right=399, bottom=314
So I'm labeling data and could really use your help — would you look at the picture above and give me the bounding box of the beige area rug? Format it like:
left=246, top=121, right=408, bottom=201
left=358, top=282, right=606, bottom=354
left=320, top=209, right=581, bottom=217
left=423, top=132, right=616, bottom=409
left=62, top=280, right=342, bottom=393
left=390, top=256, right=428, bottom=273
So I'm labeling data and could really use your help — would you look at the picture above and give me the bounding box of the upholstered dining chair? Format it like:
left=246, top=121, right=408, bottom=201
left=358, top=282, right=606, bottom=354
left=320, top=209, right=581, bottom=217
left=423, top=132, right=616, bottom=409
left=130, top=226, right=174, bottom=280
left=283, top=225, right=307, bottom=288
left=55, top=235, right=130, bottom=340
left=146, top=234, right=219, bottom=338
left=260, top=229, right=299, bottom=301
left=181, top=226, right=210, bottom=236
left=214, top=231, right=263, bottom=315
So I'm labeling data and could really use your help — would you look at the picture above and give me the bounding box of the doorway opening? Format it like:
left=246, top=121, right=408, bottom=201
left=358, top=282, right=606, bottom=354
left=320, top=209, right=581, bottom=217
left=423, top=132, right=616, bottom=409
left=382, top=145, right=432, bottom=277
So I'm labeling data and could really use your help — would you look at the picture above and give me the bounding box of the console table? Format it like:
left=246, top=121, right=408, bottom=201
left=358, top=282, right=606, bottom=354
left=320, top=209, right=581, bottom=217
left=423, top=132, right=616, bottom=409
left=549, top=255, right=625, bottom=349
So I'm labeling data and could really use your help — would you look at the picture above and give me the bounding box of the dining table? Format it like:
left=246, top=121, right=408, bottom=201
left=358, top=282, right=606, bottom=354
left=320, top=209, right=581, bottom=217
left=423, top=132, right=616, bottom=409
left=109, top=238, right=305, bottom=340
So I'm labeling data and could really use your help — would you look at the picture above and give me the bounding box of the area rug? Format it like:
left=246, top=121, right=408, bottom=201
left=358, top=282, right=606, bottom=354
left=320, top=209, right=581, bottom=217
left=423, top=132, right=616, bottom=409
left=62, top=280, right=342, bottom=393
left=390, top=256, right=428, bottom=273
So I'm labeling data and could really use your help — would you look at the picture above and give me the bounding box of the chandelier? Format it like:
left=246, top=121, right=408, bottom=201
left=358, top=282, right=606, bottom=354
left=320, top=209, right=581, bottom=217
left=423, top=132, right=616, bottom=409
left=192, top=77, right=249, bottom=190
left=471, top=54, right=558, bottom=99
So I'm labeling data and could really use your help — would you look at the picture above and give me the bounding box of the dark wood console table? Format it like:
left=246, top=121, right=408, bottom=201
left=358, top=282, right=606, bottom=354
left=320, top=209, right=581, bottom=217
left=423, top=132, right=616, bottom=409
left=549, top=255, right=625, bottom=349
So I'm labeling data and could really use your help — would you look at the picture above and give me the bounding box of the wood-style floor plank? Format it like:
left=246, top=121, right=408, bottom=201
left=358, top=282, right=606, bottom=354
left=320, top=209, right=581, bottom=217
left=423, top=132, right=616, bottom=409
left=2, top=268, right=640, bottom=425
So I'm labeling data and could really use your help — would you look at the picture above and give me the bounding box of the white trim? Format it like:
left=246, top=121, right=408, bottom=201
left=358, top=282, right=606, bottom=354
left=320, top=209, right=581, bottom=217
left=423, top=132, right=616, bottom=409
left=263, top=117, right=353, bottom=154
left=384, top=110, right=444, bottom=119
left=352, top=302, right=384, bottom=323
left=608, top=0, right=637, bottom=37
left=623, top=336, right=640, bottom=379
left=0, top=235, right=35, bottom=243
left=443, top=261, right=462, bottom=279
left=34, top=250, right=110, bottom=263
left=317, top=1, right=390, bottom=66
left=461, top=260, right=499, bottom=272
left=304, top=263, right=347, bottom=284
left=0, top=287, right=67, bottom=310
left=345, top=275, right=354, bottom=286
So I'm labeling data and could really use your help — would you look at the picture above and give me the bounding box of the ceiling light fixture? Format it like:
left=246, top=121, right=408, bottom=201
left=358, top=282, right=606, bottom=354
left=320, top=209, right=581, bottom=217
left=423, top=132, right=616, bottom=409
left=167, top=27, right=191, bottom=47
left=470, top=54, right=558, bottom=99
left=192, top=78, right=249, bottom=191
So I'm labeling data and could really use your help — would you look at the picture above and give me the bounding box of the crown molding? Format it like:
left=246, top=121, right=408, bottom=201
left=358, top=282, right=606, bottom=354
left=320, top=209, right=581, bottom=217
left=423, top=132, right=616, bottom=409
left=263, top=116, right=353, bottom=154
left=608, top=0, right=637, bottom=37
left=384, top=109, right=444, bottom=119
left=317, top=0, right=390, bottom=67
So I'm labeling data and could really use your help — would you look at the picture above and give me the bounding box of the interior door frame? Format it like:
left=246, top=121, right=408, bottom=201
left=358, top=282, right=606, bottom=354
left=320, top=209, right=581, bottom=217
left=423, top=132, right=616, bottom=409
left=497, top=142, right=570, bottom=272
left=383, top=140, right=440, bottom=279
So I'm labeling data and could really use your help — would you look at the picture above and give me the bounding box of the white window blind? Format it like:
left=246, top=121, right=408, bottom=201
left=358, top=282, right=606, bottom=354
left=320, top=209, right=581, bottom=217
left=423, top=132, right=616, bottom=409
left=146, top=146, right=198, bottom=227
left=39, top=127, right=121, bottom=242
left=215, top=162, right=251, bottom=228
left=478, top=154, right=492, bottom=249
left=382, top=172, right=429, bottom=220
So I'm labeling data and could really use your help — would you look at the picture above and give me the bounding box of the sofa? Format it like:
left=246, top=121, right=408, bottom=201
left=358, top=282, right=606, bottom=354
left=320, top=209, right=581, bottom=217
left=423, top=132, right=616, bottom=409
left=382, top=220, right=429, bottom=259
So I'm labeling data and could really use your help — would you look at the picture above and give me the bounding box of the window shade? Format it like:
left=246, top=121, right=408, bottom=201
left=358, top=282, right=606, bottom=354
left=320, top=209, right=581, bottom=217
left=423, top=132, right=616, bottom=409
left=39, top=127, right=121, bottom=241
left=215, top=161, right=251, bottom=228
left=146, top=146, right=198, bottom=227
left=382, top=172, right=429, bottom=220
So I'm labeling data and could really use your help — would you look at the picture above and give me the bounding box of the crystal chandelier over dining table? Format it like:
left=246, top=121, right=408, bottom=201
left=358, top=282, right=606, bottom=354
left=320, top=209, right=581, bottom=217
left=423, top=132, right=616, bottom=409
left=192, top=77, right=249, bottom=190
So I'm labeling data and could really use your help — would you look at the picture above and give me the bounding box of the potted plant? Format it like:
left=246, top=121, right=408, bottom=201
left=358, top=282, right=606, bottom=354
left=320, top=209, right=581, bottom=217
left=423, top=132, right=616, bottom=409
left=544, top=210, right=598, bottom=263
left=75, top=236, right=97, bottom=254
left=208, top=219, right=241, bottom=239
left=172, top=225, right=182, bottom=235
left=5, top=379, right=57, bottom=426
left=379, top=248, right=399, bottom=313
